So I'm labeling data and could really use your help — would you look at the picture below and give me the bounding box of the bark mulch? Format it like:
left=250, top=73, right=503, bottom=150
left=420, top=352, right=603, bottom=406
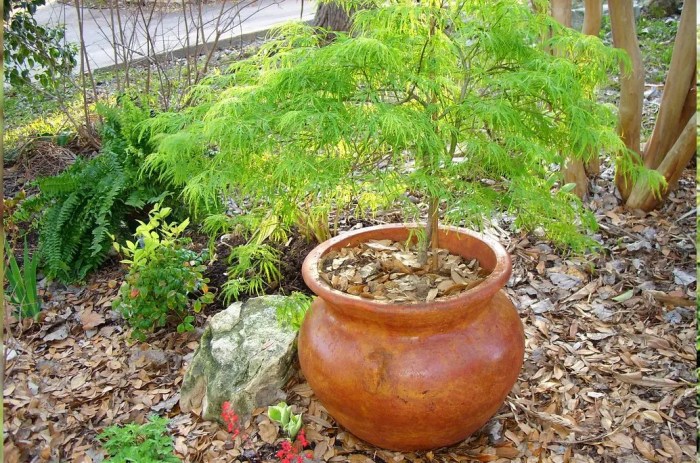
left=3, top=170, right=696, bottom=463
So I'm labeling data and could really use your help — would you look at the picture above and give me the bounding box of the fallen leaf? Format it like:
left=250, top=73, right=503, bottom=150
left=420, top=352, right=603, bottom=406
left=43, top=325, right=69, bottom=342
left=80, top=309, right=105, bottom=331
left=612, top=289, right=634, bottom=302
left=634, top=437, right=658, bottom=462
left=613, top=372, right=682, bottom=388
left=258, top=421, right=277, bottom=444
left=660, top=434, right=683, bottom=463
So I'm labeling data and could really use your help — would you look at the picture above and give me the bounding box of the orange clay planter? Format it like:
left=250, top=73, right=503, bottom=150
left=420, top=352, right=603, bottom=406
left=298, top=224, right=524, bottom=451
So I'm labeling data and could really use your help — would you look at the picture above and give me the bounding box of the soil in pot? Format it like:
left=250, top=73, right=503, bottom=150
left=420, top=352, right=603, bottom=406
left=319, top=239, right=487, bottom=303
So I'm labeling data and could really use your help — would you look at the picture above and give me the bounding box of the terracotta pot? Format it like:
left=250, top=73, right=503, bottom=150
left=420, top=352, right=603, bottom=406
left=298, top=224, right=524, bottom=451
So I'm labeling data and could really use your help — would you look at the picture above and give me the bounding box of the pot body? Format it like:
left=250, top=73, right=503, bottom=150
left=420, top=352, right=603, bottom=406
left=298, top=225, right=524, bottom=451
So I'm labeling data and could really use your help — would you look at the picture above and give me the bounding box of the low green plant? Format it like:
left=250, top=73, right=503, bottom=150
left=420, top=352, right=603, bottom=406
left=268, top=402, right=303, bottom=440
left=275, top=292, right=312, bottom=331
left=98, top=416, right=180, bottom=463
left=36, top=100, right=171, bottom=283
left=112, top=204, right=213, bottom=340
left=3, top=190, right=45, bottom=244
left=4, top=241, right=41, bottom=319
left=221, top=242, right=282, bottom=303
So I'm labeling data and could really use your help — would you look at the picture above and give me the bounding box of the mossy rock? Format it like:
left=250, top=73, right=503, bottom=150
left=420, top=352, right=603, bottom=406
left=180, top=295, right=297, bottom=422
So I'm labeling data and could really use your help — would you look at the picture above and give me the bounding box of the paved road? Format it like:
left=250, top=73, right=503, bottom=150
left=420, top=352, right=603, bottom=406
left=35, top=0, right=316, bottom=71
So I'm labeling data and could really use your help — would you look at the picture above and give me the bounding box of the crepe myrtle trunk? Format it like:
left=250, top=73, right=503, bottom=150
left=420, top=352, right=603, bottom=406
left=611, top=0, right=696, bottom=210
left=609, top=0, right=645, bottom=201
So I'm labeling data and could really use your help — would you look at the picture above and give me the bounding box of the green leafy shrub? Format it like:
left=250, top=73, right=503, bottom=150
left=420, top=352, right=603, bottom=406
left=144, top=0, right=627, bottom=253
left=37, top=100, right=170, bottom=283
left=4, top=241, right=41, bottom=319
left=98, top=416, right=180, bottom=463
left=112, top=204, right=213, bottom=340
left=4, top=0, right=77, bottom=92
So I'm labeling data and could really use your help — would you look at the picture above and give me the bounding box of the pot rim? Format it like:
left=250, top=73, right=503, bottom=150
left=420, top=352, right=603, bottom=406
left=302, top=223, right=512, bottom=325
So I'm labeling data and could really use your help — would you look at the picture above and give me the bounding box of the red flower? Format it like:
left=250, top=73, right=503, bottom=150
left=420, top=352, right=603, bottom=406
left=221, top=401, right=241, bottom=437
left=297, top=429, right=309, bottom=448
left=275, top=429, right=311, bottom=463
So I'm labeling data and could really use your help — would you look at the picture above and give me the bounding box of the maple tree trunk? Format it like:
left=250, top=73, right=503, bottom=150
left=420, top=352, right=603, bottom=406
left=582, top=0, right=602, bottom=36
left=641, top=0, right=695, bottom=170
left=625, top=113, right=696, bottom=211
left=313, top=2, right=351, bottom=31
left=609, top=0, right=645, bottom=201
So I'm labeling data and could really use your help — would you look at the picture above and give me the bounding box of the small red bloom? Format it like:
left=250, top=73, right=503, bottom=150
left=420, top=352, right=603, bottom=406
left=275, top=429, right=311, bottom=463
left=220, top=401, right=241, bottom=437
left=297, top=429, right=309, bottom=448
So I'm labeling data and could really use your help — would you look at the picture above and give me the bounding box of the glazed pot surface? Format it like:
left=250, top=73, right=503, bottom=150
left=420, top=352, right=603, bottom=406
left=298, top=224, right=524, bottom=451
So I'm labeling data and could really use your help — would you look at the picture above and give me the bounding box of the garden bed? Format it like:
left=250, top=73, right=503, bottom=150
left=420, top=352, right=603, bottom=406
left=4, top=168, right=696, bottom=462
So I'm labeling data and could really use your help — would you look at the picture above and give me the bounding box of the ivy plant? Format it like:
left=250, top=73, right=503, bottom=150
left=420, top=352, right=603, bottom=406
left=144, top=0, right=627, bottom=256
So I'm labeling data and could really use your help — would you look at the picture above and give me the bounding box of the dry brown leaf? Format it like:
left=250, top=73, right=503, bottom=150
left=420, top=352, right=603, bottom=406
left=80, top=309, right=105, bottom=331
left=660, top=434, right=683, bottom=463
left=313, top=440, right=328, bottom=460
left=258, top=421, right=278, bottom=444
left=494, top=446, right=520, bottom=458
left=634, top=437, right=658, bottom=462
left=613, top=372, right=683, bottom=388
left=346, top=455, right=374, bottom=463
left=174, top=437, right=188, bottom=456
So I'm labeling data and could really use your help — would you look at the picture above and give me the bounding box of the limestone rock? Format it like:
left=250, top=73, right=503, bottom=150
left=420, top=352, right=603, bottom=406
left=180, top=295, right=297, bottom=421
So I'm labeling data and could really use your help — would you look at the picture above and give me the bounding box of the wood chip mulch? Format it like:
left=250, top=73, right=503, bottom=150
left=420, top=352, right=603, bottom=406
left=320, top=240, right=485, bottom=303
left=3, top=171, right=696, bottom=463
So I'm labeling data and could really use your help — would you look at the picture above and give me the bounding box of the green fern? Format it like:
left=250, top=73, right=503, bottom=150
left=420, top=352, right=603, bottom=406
left=37, top=98, right=178, bottom=283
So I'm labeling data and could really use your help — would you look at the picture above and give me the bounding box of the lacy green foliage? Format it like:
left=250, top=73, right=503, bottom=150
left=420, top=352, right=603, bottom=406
left=98, top=416, right=180, bottom=463
left=207, top=210, right=288, bottom=301
left=4, top=0, right=77, bottom=92
left=4, top=240, right=41, bottom=319
left=113, top=204, right=213, bottom=340
left=275, top=292, right=312, bottom=331
left=221, top=242, right=282, bottom=302
left=144, top=0, right=628, bottom=252
left=37, top=100, right=170, bottom=283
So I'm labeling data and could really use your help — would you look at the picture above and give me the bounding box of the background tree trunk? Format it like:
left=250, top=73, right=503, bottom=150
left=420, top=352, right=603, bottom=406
left=313, top=2, right=351, bottom=31
left=612, top=0, right=696, bottom=211
left=552, top=0, right=589, bottom=198
left=582, top=0, right=602, bottom=36
left=582, top=0, right=603, bottom=175
left=550, top=0, right=572, bottom=26
left=609, top=0, right=645, bottom=201
left=640, top=0, right=695, bottom=169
